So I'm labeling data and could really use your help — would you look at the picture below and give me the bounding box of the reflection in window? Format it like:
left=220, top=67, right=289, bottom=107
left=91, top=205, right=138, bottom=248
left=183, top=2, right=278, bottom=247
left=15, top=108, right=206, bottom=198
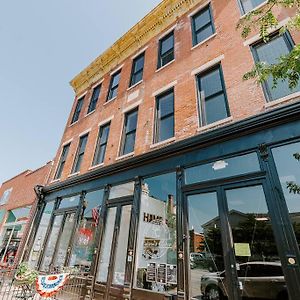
left=59, top=195, right=80, bottom=209
left=70, top=189, right=104, bottom=272
left=109, top=182, right=135, bottom=200
left=185, top=152, right=260, bottom=185
left=239, top=0, right=265, bottom=14
left=158, top=31, right=174, bottom=68
left=28, top=202, right=54, bottom=268
left=0, top=188, right=12, bottom=205
left=273, top=142, right=300, bottom=247
left=135, top=173, right=177, bottom=294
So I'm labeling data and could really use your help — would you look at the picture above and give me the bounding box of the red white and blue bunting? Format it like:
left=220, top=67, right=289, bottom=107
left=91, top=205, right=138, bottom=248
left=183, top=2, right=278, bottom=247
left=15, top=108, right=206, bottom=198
left=36, top=273, right=69, bottom=298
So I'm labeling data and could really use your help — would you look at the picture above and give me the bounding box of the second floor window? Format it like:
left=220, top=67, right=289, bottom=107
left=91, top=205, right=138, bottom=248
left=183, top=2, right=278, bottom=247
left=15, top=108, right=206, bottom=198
left=130, top=53, right=145, bottom=87
left=107, top=70, right=121, bottom=101
left=252, top=32, right=300, bottom=102
left=239, top=0, right=265, bottom=14
left=54, top=143, right=70, bottom=179
left=121, top=109, right=138, bottom=155
left=87, top=84, right=101, bottom=114
left=154, top=89, right=175, bottom=143
left=158, top=31, right=174, bottom=68
left=197, top=64, right=230, bottom=126
left=72, top=134, right=89, bottom=173
left=71, top=96, right=84, bottom=124
left=93, top=123, right=110, bottom=166
left=191, top=5, right=215, bottom=46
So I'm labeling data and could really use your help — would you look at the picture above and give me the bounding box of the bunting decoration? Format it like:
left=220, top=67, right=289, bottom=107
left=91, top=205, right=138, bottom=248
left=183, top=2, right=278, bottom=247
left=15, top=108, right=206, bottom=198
left=36, top=273, right=69, bottom=298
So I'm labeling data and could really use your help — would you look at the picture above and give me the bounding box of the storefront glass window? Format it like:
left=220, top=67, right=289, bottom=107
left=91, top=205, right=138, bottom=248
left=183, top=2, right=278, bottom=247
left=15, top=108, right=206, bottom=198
left=109, top=182, right=134, bottom=199
left=185, top=152, right=260, bottom=185
left=59, top=195, right=80, bottom=209
left=69, top=189, right=104, bottom=272
left=28, top=202, right=54, bottom=268
left=134, top=172, right=177, bottom=294
left=272, top=142, right=300, bottom=246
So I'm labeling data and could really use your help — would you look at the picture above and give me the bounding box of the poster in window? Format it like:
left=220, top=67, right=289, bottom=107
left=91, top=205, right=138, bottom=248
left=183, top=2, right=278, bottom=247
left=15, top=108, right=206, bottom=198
left=166, top=264, right=177, bottom=284
left=146, top=262, right=156, bottom=282
left=157, top=263, right=167, bottom=284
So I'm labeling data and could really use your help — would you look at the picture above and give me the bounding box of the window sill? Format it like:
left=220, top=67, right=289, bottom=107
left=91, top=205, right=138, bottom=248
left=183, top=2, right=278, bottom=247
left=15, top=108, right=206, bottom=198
left=155, top=59, right=175, bottom=73
left=68, top=172, right=80, bottom=178
left=69, top=120, right=79, bottom=128
left=85, top=110, right=96, bottom=118
left=88, top=163, right=104, bottom=170
left=264, top=91, right=300, bottom=109
left=150, top=137, right=176, bottom=149
left=50, top=178, right=60, bottom=184
left=104, top=96, right=117, bottom=105
left=116, top=152, right=134, bottom=161
left=191, top=33, right=217, bottom=51
left=127, top=80, right=143, bottom=91
left=240, top=1, right=268, bottom=19
left=197, top=116, right=233, bottom=132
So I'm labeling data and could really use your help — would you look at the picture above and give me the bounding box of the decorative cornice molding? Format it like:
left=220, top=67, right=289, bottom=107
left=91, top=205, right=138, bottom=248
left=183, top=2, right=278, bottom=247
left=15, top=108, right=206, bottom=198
left=70, top=0, right=203, bottom=94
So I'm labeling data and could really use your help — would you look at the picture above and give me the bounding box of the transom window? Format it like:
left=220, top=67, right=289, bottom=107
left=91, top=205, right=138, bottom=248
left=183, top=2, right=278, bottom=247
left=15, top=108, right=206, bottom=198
left=93, top=123, right=110, bottom=166
left=130, top=53, right=145, bottom=87
left=121, top=109, right=138, bottom=155
left=54, top=143, right=70, bottom=179
left=158, top=31, right=174, bottom=68
left=191, top=4, right=215, bottom=46
left=71, top=96, right=84, bottom=124
left=239, top=0, right=266, bottom=14
left=107, top=70, right=121, bottom=101
left=154, top=89, right=175, bottom=143
left=87, top=84, right=101, bottom=114
left=72, top=134, right=89, bottom=173
left=252, top=32, right=300, bottom=102
left=197, top=64, right=230, bottom=126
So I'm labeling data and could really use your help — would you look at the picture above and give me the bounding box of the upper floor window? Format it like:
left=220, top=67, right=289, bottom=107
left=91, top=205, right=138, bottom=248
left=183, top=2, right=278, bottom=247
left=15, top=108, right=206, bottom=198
left=72, top=134, right=89, bottom=173
left=87, top=84, right=101, bottom=114
left=158, top=31, right=174, bottom=68
left=197, top=64, right=230, bottom=126
left=93, top=123, right=110, bottom=166
left=121, top=109, right=138, bottom=155
left=54, top=143, right=70, bottom=179
left=239, top=0, right=266, bottom=14
left=130, top=53, right=145, bottom=87
left=0, top=188, right=12, bottom=206
left=154, top=89, right=175, bottom=143
left=71, top=96, right=84, bottom=124
left=107, top=70, right=121, bottom=101
left=191, top=4, right=215, bottom=46
left=252, top=32, right=300, bottom=102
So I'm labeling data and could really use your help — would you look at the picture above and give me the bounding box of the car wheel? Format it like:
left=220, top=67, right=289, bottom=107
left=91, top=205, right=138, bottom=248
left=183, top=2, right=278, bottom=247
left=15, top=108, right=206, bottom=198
left=205, top=286, right=223, bottom=300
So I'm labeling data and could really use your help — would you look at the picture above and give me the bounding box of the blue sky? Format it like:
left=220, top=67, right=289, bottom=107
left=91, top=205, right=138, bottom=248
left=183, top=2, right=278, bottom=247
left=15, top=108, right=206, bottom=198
left=0, top=0, right=161, bottom=184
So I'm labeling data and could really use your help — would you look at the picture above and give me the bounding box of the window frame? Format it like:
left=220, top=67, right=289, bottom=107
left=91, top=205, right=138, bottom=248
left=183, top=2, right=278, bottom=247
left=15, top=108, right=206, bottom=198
left=154, top=88, right=175, bottom=143
left=196, top=64, right=230, bottom=126
left=87, top=84, right=102, bottom=114
left=191, top=4, right=215, bottom=46
left=129, top=53, right=145, bottom=87
left=54, top=143, right=71, bottom=179
left=71, top=134, right=89, bottom=174
left=107, top=70, right=121, bottom=101
left=92, top=122, right=111, bottom=166
left=157, top=31, right=175, bottom=69
left=71, top=96, right=84, bottom=124
left=238, top=0, right=266, bottom=15
left=250, top=31, right=295, bottom=102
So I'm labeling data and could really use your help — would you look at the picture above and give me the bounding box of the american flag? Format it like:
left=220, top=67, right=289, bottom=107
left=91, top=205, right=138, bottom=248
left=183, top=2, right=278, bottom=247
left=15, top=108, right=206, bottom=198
left=92, top=206, right=100, bottom=226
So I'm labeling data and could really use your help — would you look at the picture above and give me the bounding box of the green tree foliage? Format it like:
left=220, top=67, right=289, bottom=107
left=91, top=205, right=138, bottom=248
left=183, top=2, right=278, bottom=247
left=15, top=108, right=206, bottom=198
left=287, top=152, right=300, bottom=193
left=237, top=0, right=300, bottom=89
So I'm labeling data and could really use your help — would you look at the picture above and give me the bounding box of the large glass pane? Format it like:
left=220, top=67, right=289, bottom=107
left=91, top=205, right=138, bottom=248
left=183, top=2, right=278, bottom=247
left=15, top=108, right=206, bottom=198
left=53, top=213, right=76, bottom=268
left=40, top=214, right=63, bottom=271
left=194, top=8, right=211, bottom=31
left=159, top=116, right=174, bottom=142
left=69, top=189, right=104, bottom=272
left=205, top=93, right=228, bottom=124
left=112, top=205, right=132, bottom=285
left=28, top=202, right=54, bottom=268
left=109, top=182, right=134, bottom=200
left=97, top=207, right=117, bottom=282
left=185, top=152, right=260, bottom=185
left=272, top=142, right=300, bottom=248
left=241, top=0, right=266, bottom=14
left=159, top=92, right=174, bottom=118
left=200, top=68, right=223, bottom=99
left=135, top=172, right=177, bottom=295
left=226, top=186, right=284, bottom=300
left=188, top=192, right=226, bottom=299
left=123, top=132, right=136, bottom=154
left=196, top=25, right=214, bottom=45
left=59, top=195, right=80, bottom=209
left=161, top=34, right=174, bottom=55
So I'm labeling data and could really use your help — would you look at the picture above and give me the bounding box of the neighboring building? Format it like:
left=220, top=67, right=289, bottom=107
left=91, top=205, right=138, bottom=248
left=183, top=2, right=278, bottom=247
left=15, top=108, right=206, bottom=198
left=0, top=162, right=52, bottom=268
left=26, top=0, right=300, bottom=299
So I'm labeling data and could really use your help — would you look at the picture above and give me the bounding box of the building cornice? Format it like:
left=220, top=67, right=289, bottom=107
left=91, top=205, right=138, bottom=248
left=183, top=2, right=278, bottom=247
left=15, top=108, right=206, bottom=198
left=70, top=0, right=203, bottom=94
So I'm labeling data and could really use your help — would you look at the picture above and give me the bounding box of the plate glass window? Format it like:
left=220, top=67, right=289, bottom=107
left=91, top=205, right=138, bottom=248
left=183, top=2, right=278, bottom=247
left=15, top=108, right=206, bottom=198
left=155, top=89, right=174, bottom=143
left=72, top=134, right=89, bottom=173
left=54, top=143, right=70, bottom=179
left=71, top=96, right=84, bottom=124
left=252, top=33, right=300, bottom=101
left=93, top=123, right=110, bottom=166
left=158, top=31, right=174, bottom=68
left=87, top=84, right=101, bottom=114
left=239, top=0, right=266, bottom=14
left=107, top=70, right=121, bottom=101
left=197, top=64, right=230, bottom=126
left=121, top=109, right=138, bottom=155
left=130, top=53, right=145, bottom=87
left=191, top=4, right=215, bottom=46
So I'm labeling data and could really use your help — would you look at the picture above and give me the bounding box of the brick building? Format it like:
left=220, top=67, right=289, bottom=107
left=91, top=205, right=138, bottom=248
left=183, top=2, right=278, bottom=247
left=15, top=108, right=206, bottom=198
left=0, top=162, right=52, bottom=268
left=26, top=0, right=300, bottom=299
